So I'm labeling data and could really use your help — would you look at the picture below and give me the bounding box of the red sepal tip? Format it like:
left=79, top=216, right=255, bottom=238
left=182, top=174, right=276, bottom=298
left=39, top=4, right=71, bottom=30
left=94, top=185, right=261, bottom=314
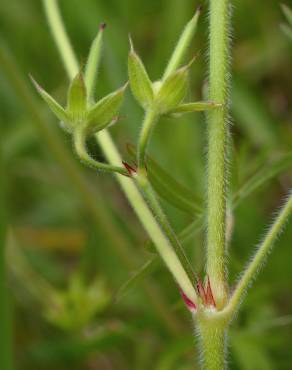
left=122, top=161, right=137, bottom=177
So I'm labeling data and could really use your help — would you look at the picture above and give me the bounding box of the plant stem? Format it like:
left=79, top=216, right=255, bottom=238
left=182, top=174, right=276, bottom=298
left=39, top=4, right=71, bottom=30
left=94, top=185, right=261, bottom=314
left=0, top=142, right=14, bottom=370
left=42, top=0, right=197, bottom=302
left=196, top=315, right=227, bottom=370
left=135, top=172, right=196, bottom=286
left=98, top=133, right=197, bottom=303
left=137, top=109, right=158, bottom=170
left=225, top=192, right=292, bottom=317
left=43, top=0, right=79, bottom=79
left=206, top=0, right=230, bottom=309
left=73, top=128, right=127, bottom=175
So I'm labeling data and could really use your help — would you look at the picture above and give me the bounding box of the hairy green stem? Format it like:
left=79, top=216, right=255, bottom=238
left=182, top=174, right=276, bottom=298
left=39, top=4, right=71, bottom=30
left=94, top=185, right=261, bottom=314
left=73, top=128, right=127, bottom=175
left=196, top=315, right=227, bottom=370
left=137, top=109, right=158, bottom=170
left=225, top=192, right=292, bottom=317
left=206, top=0, right=230, bottom=308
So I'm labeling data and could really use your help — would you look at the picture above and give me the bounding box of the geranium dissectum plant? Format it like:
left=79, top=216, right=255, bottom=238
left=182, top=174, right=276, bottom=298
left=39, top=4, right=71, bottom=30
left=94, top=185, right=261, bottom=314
left=29, top=0, right=292, bottom=369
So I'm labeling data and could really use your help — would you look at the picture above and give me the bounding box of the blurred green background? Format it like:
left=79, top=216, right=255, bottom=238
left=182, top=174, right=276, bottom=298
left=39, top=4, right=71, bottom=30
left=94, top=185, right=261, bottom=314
left=0, top=0, right=291, bottom=369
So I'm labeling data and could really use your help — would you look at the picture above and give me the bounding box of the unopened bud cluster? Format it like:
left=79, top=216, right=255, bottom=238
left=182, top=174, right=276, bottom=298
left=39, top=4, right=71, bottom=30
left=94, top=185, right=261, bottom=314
left=30, top=72, right=127, bottom=137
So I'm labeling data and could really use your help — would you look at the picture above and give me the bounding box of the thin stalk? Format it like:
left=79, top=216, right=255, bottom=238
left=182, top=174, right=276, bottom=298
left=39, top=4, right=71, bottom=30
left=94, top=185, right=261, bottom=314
left=0, top=44, right=181, bottom=335
left=206, top=0, right=230, bottom=309
left=43, top=0, right=79, bottom=79
left=73, top=128, right=127, bottom=175
left=42, top=0, right=197, bottom=302
left=135, top=172, right=196, bottom=286
left=0, top=140, right=14, bottom=370
left=137, top=109, right=158, bottom=170
left=98, top=133, right=197, bottom=302
left=225, top=192, right=292, bottom=317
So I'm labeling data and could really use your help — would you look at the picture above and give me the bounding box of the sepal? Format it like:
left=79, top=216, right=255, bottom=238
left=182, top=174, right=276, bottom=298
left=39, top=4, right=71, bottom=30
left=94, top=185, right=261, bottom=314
left=86, top=82, right=128, bottom=134
left=128, top=37, right=154, bottom=109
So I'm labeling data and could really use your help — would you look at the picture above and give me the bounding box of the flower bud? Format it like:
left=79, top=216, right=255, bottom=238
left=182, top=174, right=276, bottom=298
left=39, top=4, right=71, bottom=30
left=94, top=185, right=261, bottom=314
left=128, top=37, right=154, bottom=109
left=154, top=66, right=189, bottom=114
left=86, top=83, right=128, bottom=134
left=67, top=72, right=87, bottom=122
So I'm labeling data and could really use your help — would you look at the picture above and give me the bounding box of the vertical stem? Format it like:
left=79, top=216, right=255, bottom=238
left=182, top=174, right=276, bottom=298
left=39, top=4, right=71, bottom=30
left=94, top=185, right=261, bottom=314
left=0, top=143, right=14, bottom=370
left=206, top=0, right=230, bottom=308
left=197, top=316, right=227, bottom=370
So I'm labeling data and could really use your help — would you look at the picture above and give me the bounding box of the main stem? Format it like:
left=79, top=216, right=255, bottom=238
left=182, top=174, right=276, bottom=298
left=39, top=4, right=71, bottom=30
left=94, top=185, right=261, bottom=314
left=197, top=315, right=227, bottom=370
left=206, top=0, right=230, bottom=309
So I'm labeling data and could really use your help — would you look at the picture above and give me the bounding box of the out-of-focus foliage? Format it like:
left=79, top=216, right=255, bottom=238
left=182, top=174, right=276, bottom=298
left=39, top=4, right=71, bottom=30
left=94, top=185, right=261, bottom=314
left=0, top=0, right=291, bottom=369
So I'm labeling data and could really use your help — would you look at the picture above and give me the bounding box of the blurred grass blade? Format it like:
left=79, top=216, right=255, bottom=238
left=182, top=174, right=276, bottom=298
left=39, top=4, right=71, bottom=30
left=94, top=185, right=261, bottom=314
left=127, top=144, right=202, bottom=214
left=232, top=77, right=280, bottom=148
left=280, top=23, right=292, bottom=41
left=115, top=258, right=159, bottom=302
left=0, top=142, right=14, bottom=370
left=233, top=152, right=292, bottom=207
left=28, top=328, right=131, bottom=364
left=281, top=4, right=292, bottom=25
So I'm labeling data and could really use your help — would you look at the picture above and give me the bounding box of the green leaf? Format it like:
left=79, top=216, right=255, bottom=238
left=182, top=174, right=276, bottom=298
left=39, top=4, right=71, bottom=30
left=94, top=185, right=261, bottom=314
left=155, top=65, right=189, bottom=114
left=115, top=258, right=159, bottom=302
left=28, top=328, right=130, bottom=364
left=67, top=72, right=87, bottom=120
left=86, top=83, right=127, bottom=133
left=128, top=38, right=154, bottom=109
left=168, top=101, right=221, bottom=116
left=127, top=144, right=202, bottom=214
left=30, top=75, right=70, bottom=124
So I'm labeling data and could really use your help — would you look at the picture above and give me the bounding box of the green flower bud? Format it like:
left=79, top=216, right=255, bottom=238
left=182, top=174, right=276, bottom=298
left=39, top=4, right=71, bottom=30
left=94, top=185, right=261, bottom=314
left=86, top=82, right=128, bottom=134
left=128, top=37, right=154, bottom=109
left=67, top=72, right=87, bottom=122
left=154, top=65, right=189, bottom=114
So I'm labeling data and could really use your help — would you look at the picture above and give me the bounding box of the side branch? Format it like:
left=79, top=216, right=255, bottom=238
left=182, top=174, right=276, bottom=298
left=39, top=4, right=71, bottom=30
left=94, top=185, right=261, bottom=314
left=225, top=191, right=292, bottom=317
